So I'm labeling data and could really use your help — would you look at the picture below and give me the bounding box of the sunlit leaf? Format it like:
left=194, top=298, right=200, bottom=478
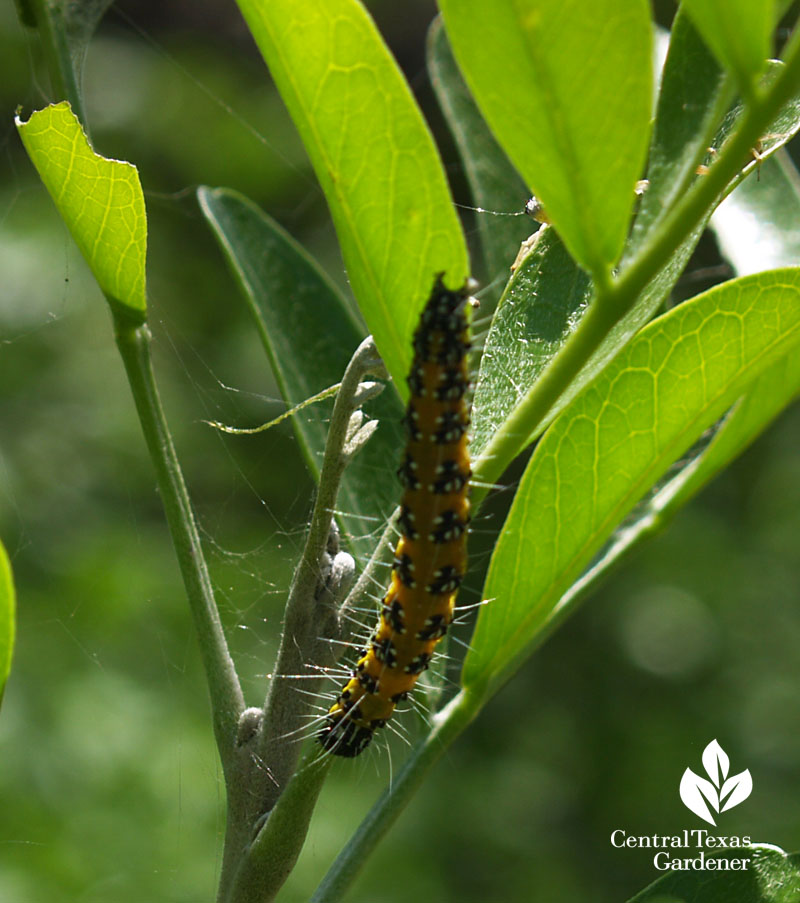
left=233, top=0, right=468, bottom=391
left=712, top=152, right=800, bottom=275
left=15, top=102, right=147, bottom=322
left=465, top=269, right=800, bottom=694
left=472, top=56, right=800, bottom=478
left=438, top=0, right=653, bottom=276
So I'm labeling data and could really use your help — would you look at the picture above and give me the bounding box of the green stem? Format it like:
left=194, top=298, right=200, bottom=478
left=219, top=338, right=385, bottom=903
left=256, top=337, right=384, bottom=805
left=114, top=320, right=244, bottom=772
left=311, top=690, right=481, bottom=903
left=225, top=748, right=335, bottom=903
left=29, top=0, right=87, bottom=127
left=471, top=36, right=800, bottom=510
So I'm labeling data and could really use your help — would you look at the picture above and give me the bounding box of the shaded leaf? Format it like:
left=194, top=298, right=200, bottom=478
left=470, top=226, right=590, bottom=456
left=628, top=845, right=800, bottom=903
left=197, top=187, right=404, bottom=562
left=682, top=0, right=775, bottom=94
left=426, top=16, right=531, bottom=298
left=627, top=8, right=732, bottom=255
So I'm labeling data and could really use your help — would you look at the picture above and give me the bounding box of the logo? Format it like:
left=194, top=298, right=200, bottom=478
left=679, top=739, right=752, bottom=826
left=610, top=740, right=754, bottom=872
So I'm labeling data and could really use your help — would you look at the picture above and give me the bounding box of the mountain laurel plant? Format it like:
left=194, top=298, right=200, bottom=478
left=12, top=0, right=800, bottom=901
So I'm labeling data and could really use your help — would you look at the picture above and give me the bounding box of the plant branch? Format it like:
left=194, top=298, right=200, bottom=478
left=113, top=320, right=245, bottom=772
left=255, top=336, right=385, bottom=803
left=226, top=746, right=334, bottom=903
left=218, top=337, right=386, bottom=903
left=28, top=0, right=87, bottom=127
left=311, top=689, right=480, bottom=903
left=471, top=40, right=800, bottom=510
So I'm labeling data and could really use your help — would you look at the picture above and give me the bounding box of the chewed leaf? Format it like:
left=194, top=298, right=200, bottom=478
left=15, top=102, right=147, bottom=322
left=702, top=738, right=730, bottom=786
left=680, top=768, right=719, bottom=825
left=720, top=770, right=753, bottom=812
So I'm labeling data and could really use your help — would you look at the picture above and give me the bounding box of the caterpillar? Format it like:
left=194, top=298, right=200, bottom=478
left=318, top=273, right=472, bottom=757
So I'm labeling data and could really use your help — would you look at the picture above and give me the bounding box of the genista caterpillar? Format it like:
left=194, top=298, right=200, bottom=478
left=319, top=274, right=471, bottom=757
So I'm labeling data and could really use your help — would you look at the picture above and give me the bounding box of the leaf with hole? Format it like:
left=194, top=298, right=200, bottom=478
left=16, top=102, right=147, bottom=323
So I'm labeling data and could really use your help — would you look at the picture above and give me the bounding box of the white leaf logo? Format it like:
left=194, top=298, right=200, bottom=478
left=680, top=768, right=719, bottom=824
left=702, top=738, right=729, bottom=786
left=680, top=740, right=752, bottom=825
left=720, top=770, right=753, bottom=812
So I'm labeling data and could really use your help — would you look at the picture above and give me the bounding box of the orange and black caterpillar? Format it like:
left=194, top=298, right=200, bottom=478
left=318, top=274, right=472, bottom=757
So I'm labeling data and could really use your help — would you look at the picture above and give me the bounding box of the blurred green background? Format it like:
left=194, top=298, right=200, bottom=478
left=1, top=2, right=799, bottom=901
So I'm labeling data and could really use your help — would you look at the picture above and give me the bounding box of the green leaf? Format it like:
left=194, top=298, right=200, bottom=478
left=471, top=226, right=591, bottom=457
left=628, top=845, right=800, bottom=903
left=547, top=344, right=800, bottom=647
left=471, top=11, right=725, bottom=463
left=545, top=102, right=800, bottom=635
left=682, top=0, right=776, bottom=95
left=0, top=540, right=15, bottom=708
left=427, top=16, right=531, bottom=296
left=15, top=102, right=147, bottom=323
left=712, top=152, right=800, bottom=276
left=471, top=53, right=800, bottom=480
left=438, top=0, right=653, bottom=277
left=464, top=268, right=800, bottom=694
left=233, top=0, right=468, bottom=391
left=627, top=8, right=732, bottom=254
left=197, top=186, right=404, bottom=562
